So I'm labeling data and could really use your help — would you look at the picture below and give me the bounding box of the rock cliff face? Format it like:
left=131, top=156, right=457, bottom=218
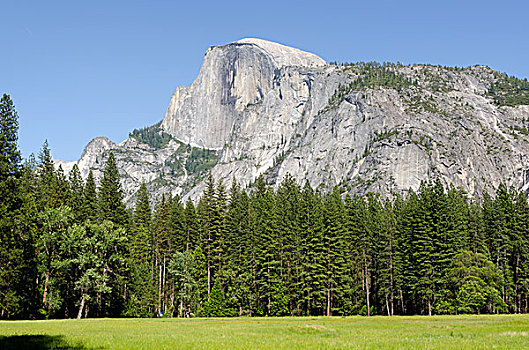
left=57, top=38, right=529, bottom=205
left=160, top=38, right=326, bottom=150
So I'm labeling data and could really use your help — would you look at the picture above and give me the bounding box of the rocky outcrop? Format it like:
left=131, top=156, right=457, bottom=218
left=57, top=39, right=529, bottom=205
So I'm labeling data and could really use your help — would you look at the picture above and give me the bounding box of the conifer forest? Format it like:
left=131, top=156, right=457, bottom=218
left=2, top=93, right=529, bottom=320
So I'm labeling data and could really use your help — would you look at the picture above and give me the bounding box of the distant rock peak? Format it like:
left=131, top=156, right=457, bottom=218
left=80, top=136, right=115, bottom=159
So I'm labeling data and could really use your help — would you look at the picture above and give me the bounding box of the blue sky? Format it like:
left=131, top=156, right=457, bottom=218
left=2, top=0, right=528, bottom=161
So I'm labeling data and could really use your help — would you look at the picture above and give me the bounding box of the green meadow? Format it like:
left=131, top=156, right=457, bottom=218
left=1, top=315, right=528, bottom=349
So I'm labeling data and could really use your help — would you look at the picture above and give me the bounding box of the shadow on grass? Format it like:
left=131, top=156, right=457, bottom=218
left=0, top=335, right=88, bottom=349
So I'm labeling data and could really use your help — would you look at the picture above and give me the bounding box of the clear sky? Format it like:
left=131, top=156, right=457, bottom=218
left=2, top=0, right=528, bottom=161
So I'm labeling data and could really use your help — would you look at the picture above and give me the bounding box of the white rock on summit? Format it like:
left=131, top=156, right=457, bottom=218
left=234, top=38, right=326, bottom=68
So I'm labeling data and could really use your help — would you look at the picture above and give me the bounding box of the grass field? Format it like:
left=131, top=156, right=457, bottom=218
left=1, top=315, right=528, bottom=349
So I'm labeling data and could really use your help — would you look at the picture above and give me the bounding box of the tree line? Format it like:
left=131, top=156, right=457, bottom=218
left=1, top=94, right=529, bottom=319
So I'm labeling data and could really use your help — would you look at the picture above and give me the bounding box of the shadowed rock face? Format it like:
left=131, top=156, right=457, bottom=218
left=58, top=38, right=529, bottom=205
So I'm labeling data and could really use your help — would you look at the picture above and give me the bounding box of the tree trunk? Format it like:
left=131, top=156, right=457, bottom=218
left=158, top=260, right=162, bottom=315
left=77, top=297, right=85, bottom=319
left=207, top=252, right=211, bottom=297
left=162, top=256, right=166, bottom=314
left=515, top=253, right=520, bottom=313
left=428, top=298, right=432, bottom=316
left=327, top=287, right=331, bottom=317
left=42, top=269, right=50, bottom=307
left=400, top=289, right=405, bottom=314
left=389, top=242, right=394, bottom=316
left=154, top=255, right=158, bottom=315
left=171, top=284, right=175, bottom=317
left=101, top=266, right=107, bottom=316
left=207, top=229, right=212, bottom=297
left=365, top=254, right=370, bottom=317
left=267, top=258, right=271, bottom=316
left=179, top=295, right=183, bottom=318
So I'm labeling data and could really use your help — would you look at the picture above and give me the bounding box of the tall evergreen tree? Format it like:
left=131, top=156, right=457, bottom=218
left=322, top=188, right=346, bottom=316
left=200, top=175, right=227, bottom=297
left=513, top=191, right=529, bottom=313
left=98, top=152, right=127, bottom=226
left=413, top=183, right=437, bottom=316
left=300, top=182, right=325, bottom=316
left=36, top=140, right=65, bottom=209
left=82, top=170, right=98, bottom=223
left=67, top=164, right=84, bottom=223
left=0, top=94, right=37, bottom=319
left=376, top=197, right=398, bottom=316
left=132, top=182, right=152, bottom=260
left=0, top=94, right=21, bottom=180
left=169, top=195, right=187, bottom=254
left=183, top=199, right=199, bottom=252
left=251, top=176, right=279, bottom=316
left=126, top=182, right=155, bottom=317
left=152, top=194, right=172, bottom=316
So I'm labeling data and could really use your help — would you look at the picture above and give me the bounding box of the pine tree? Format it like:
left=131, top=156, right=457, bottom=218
left=192, top=246, right=208, bottom=313
left=36, top=140, right=65, bottom=209
left=413, top=183, right=437, bottom=315
left=183, top=199, right=199, bottom=252
left=98, top=152, right=127, bottom=226
left=467, top=199, right=487, bottom=255
left=213, top=179, right=227, bottom=284
left=152, top=194, right=171, bottom=316
left=203, top=278, right=226, bottom=317
left=200, top=175, right=227, bottom=297
left=169, top=195, right=186, bottom=253
left=223, top=179, right=252, bottom=315
left=82, top=170, right=98, bottom=223
left=0, top=94, right=37, bottom=319
left=132, top=182, right=151, bottom=261
left=126, top=182, right=155, bottom=317
left=376, top=197, right=398, bottom=316
left=125, top=182, right=156, bottom=317
left=275, top=175, right=302, bottom=315
left=322, top=188, right=346, bottom=316
left=391, top=193, right=408, bottom=314
left=490, top=184, right=515, bottom=309
left=397, top=189, right=423, bottom=315
left=251, top=175, right=279, bottom=316
left=343, top=194, right=363, bottom=315
left=67, top=164, right=84, bottom=223
left=513, top=190, right=529, bottom=313
left=91, top=152, right=129, bottom=317
left=299, top=182, right=325, bottom=315
left=0, top=94, right=21, bottom=180
left=54, top=165, right=71, bottom=207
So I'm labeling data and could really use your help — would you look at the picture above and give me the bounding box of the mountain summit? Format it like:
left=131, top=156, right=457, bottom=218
left=57, top=38, right=529, bottom=205
left=160, top=38, right=326, bottom=150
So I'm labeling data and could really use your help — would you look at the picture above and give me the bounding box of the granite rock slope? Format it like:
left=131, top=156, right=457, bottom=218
left=57, top=39, right=529, bottom=205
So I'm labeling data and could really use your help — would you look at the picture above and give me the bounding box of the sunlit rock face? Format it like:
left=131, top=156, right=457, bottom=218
left=160, top=38, right=326, bottom=150
left=58, top=38, right=529, bottom=205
